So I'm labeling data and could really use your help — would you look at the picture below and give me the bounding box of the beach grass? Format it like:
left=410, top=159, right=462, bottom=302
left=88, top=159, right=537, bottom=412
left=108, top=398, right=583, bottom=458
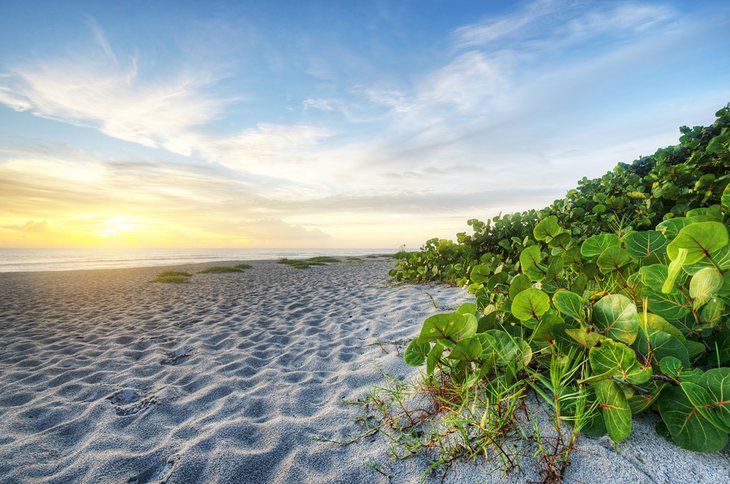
left=277, top=256, right=341, bottom=269
left=199, top=264, right=252, bottom=274
left=150, top=271, right=192, bottom=283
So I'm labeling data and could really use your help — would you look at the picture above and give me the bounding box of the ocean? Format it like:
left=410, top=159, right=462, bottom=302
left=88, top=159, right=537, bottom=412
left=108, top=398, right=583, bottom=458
left=0, top=248, right=394, bottom=273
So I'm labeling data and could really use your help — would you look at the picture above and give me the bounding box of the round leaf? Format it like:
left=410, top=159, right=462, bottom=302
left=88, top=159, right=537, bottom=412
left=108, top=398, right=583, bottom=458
left=597, top=246, right=632, bottom=274
left=594, top=379, right=632, bottom=442
left=447, top=338, right=483, bottom=362
left=689, top=267, right=723, bottom=309
left=588, top=339, right=651, bottom=384
left=666, top=221, right=728, bottom=265
left=404, top=340, right=430, bottom=366
left=418, top=313, right=472, bottom=344
left=581, top=233, right=620, bottom=258
left=625, top=230, right=667, bottom=259
left=533, top=216, right=562, bottom=241
left=698, top=368, right=730, bottom=432
left=553, top=290, right=585, bottom=323
left=520, top=245, right=546, bottom=281
left=659, top=383, right=728, bottom=452
left=592, top=294, right=638, bottom=344
left=470, top=264, right=491, bottom=284
left=512, top=288, right=550, bottom=321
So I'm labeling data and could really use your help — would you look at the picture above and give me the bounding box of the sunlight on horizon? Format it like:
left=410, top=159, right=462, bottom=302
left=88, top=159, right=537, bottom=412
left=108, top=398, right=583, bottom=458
left=1, top=1, right=729, bottom=249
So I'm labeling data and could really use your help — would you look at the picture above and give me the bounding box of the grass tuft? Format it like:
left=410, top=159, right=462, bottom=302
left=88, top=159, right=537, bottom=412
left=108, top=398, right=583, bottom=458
left=278, top=256, right=340, bottom=269
left=150, top=271, right=192, bottom=283
left=199, top=265, right=251, bottom=274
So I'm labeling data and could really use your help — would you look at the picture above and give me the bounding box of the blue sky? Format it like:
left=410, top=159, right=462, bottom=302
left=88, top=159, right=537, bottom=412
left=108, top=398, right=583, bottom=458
left=1, top=0, right=729, bottom=248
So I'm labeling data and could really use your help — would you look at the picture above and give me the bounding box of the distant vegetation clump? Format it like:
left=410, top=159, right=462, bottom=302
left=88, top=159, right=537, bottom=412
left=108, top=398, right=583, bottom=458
left=150, top=271, right=192, bottom=283
left=199, top=264, right=252, bottom=274
left=368, top=104, right=730, bottom=476
left=278, top=256, right=341, bottom=269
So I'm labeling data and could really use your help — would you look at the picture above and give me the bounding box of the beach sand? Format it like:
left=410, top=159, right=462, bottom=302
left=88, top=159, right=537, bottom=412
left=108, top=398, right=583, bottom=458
left=0, top=258, right=728, bottom=483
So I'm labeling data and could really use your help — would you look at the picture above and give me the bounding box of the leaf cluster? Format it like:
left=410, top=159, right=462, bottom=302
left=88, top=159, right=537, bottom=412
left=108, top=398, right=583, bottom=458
left=405, top=185, right=730, bottom=451
left=390, top=104, right=730, bottom=285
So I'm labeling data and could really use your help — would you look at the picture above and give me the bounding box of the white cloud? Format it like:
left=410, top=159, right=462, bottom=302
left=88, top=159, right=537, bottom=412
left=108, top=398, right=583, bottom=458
left=303, top=98, right=335, bottom=111
left=0, top=38, right=228, bottom=157
left=453, top=0, right=555, bottom=47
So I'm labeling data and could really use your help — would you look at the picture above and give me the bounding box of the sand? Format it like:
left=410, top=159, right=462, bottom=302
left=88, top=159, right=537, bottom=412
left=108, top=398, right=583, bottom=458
left=0, top=258, right=728, bottom=483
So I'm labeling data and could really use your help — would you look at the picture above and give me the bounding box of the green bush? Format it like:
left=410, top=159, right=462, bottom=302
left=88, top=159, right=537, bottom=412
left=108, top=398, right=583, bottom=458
left=390, top=104, right=730, bottom=285
left=405, top=183, right=730, bottom=452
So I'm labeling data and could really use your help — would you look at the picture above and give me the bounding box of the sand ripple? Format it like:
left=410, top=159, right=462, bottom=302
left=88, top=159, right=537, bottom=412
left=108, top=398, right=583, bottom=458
left=0, top=259, right=467, bottom=483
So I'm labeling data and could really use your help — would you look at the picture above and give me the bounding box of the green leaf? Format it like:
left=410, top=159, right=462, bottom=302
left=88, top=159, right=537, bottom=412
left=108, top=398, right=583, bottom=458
left=698, top=368, right=730, bottom=433
left=565, top=328, right=604, bottom=349
left=481, top=330, right=525, bottom=367
left=512, top=288, right=551, bottom=321
left=404, top=340, right=430, bottom=366
left=687, top=205, right=723, bottom=222
left=509, top=274, right=533, bottom=299
left=548, top=233, right=574, bottom=254
left=683, top=245, right=730, bottom=275
left=594, top=379, right=632, bottom=442
left=532, top=311, right=563, bottom=341
left=666, top=221, right=729, bottom=265
left=659, top=356, right=683, bottom=378
left=470, top=264, right=491, bottom=284
left=689, top=267, right=723, bottom=309
left=640, top=264, right=674, bottom=290
left=592, top=294, right=638, bottom=344
left=587, top=338, right=651, bottom=384
left=553, top=290, right=585, bottom=323
left=597, top=246, right=632, bottom=274
left=643, top=288, right=692, bottom=321
left=635, top=329, right=690, bottom=367
left=520, top=245, right=546, bottom=281
left=659, top=383, right=728, bottom=452
left=417, top=313, right=475, bottom=344
left=456, top=302, right=477, bottom=316
left=628, top=379, right=666, bottom=414
left=656, top=217, right=693, bottom=240
left=426, top=343, right=444, bottom=375
left=447, top=338, right=483, bottom=362
left=533, top=216, right=562, bottom=241
left=581, top=233, right=621, bottom=258
left=663, top=248, right=687, bottom=293
left=593, top=203, right=607, bottom=214
left=640, top=312, right=686, bottom=342
left=722, top=183, right=730, bottom=214
left=625, top=230, right=668, bottom=259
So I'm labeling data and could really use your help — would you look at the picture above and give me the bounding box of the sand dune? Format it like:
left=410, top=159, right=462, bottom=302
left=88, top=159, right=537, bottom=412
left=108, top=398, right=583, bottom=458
left=0, top=259, right=728, bottom=483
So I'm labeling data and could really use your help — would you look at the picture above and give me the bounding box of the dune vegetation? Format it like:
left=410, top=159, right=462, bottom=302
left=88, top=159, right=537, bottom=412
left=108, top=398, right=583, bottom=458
left=150, top=271, right=193, bottom=283
left=380, top=105, right=730, bottom=473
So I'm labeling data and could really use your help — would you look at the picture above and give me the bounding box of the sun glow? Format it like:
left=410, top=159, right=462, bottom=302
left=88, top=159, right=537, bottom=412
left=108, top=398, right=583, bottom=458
left=94, top=216, right=138, bottom=238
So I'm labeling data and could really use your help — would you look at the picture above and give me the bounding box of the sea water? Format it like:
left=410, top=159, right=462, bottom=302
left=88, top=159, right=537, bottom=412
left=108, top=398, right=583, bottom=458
left=0, top=248, right=393, bottom=272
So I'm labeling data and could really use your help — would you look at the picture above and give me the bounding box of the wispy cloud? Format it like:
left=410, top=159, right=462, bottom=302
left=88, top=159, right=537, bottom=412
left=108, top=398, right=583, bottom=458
left=0, top=2, right=728, bottom=248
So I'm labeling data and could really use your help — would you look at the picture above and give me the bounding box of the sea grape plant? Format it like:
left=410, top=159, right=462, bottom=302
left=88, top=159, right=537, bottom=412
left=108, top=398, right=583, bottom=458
left=391, top=104, right=730, bottom=285
left=404, top=183, right=730, bottom=452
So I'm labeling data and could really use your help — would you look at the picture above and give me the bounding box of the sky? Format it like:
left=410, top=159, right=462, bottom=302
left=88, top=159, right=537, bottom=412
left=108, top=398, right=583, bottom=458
left=0, top=0, right=729, bottom=249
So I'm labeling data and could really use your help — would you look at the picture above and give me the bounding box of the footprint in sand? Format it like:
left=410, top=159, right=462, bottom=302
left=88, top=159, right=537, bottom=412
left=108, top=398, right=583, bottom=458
left=108, top=388, right=156, bottom=416
left=160, top=346, right=192, bottom=366
left=127, top=455, right=177, bottom=484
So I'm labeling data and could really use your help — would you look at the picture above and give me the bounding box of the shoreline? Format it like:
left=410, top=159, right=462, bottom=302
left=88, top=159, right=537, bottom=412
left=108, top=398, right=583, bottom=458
left=0, top=258, right=728, bottom=482
left=0, top=248, right=396, bottom=274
